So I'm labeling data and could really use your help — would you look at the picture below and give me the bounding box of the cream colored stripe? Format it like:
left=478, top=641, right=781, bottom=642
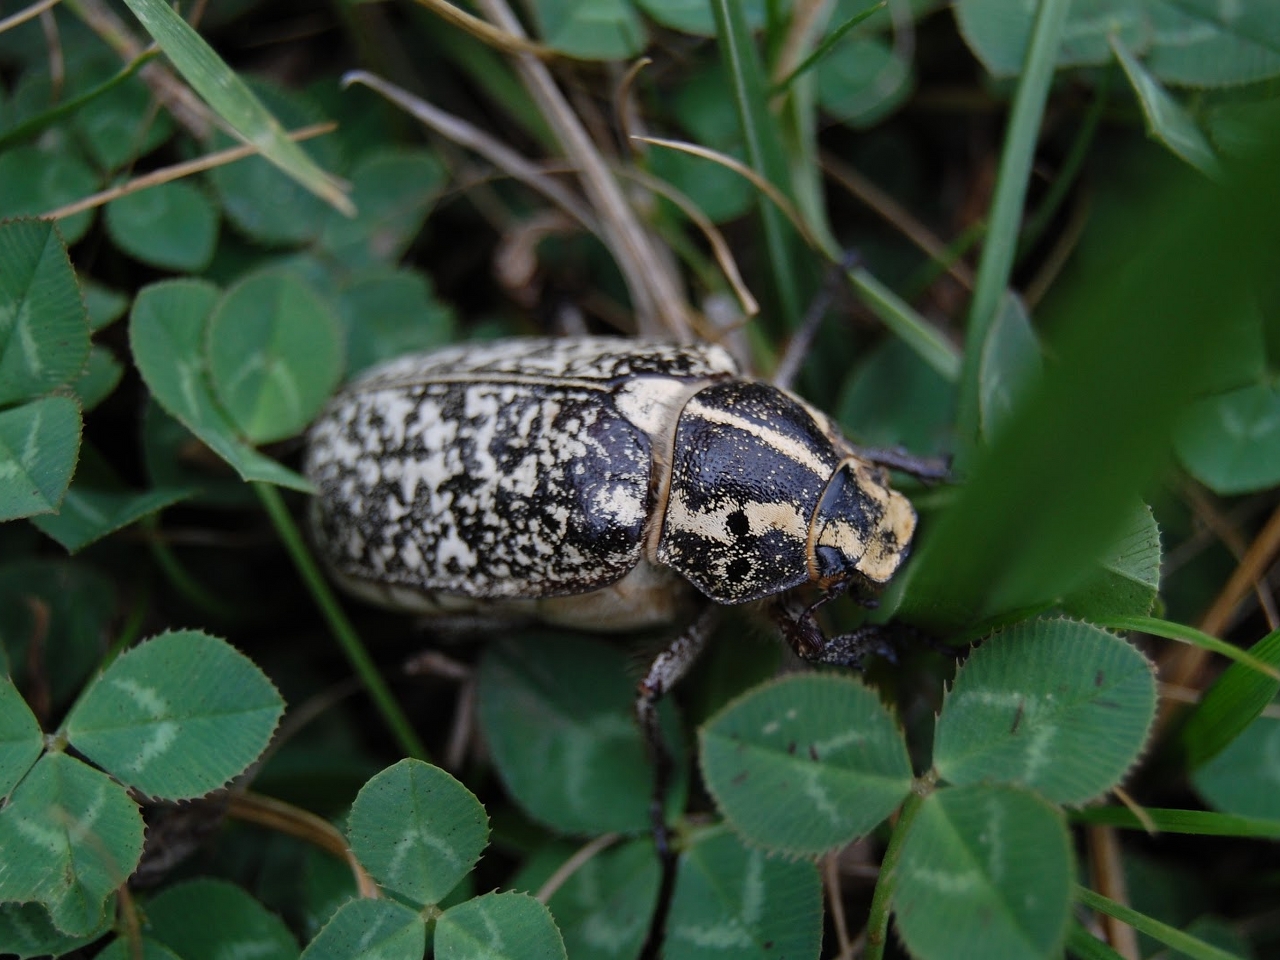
left=685, top=401, right=831, bottom=477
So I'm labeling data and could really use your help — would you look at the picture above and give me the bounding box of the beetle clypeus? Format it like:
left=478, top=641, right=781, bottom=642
left=305, top=337, right=923, bottom=845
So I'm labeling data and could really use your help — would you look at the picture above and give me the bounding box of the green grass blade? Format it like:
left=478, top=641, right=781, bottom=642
left=902, top=126, right=1280, bottom=630
left=1074, top=886, right=1246, bottom=960
left=1066, top=922, right=1127, bottom=959
left=255, top=484, right=429, bottom=762
left=850, top=266, right=961, bottom=381
left=955, top=0, right=1072, bottom=465
left=1094, top=616, right=1280, bottom=682
left=710, top=0, right=804, bottom=329
left=1072, top=805, right=1280, bottom=839
left=1182, top=627, right=1280, bottom=768
left=116, top=0, right=352, bottom=214
left=771, top=2, right=886, bottom=94
left=0, top=52, right=156, bottom=152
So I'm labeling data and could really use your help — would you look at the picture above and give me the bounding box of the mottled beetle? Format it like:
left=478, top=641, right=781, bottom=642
left=305, top=337, right=922, bottom=840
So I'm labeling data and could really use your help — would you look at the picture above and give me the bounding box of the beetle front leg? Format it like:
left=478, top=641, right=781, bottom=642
left=769, top=593, right=897, bottom=668
left=848, top=444, right=952, bottom=483
left=635, top=603, right=718, bottom=857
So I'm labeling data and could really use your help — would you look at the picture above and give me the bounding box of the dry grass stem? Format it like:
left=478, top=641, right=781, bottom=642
left=472, top=0, right=693, bottom=339
left=1156, top=501, right=1280, bottom=733
left=1112, top=787, right=1158, bottom=835
left=822, top=151, right=975, bottom=290
left=409, top=0, right=560, bottom=60
left=636, top=135, right=828, bottom=254
left=64, top=0, right=214, bottom=137
left=615, top=57, right=652, bottom=159
left=823, top=850, right=855, bottom=958
left=534, top=833, right=620, bottom=903
left=1086, top=824, right=1140, bottom=959
left=231, top=792, right=380, bottom=898
left=344, top=71, right=600, bottom=233
left=617, top=165, right=759, bottom=318
left=774, top=0, right=837, bottom=89
left=0, top=0, right=61, bottom=37
left=42, top=121, right=339, bottom=220
left=1024, top=186, right=1090, bottom=308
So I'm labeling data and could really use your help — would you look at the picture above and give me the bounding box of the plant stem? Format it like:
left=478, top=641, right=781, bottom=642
left=255, top=483, right=429, bottom=761
left=864, top=787, right=925, bottom=960
left=1018, top=68, right=1111, bottom=258
left=142, top=513, right=240, bottom=621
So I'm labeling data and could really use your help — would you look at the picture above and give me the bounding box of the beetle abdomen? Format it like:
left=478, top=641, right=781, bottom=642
left=307, top=379, right=652, bottom=600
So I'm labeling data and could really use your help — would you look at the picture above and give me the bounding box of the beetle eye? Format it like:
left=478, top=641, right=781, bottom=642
left=814, top=544, right=847, bottom=579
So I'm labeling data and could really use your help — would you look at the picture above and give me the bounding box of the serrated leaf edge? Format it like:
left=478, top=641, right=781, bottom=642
left=696, top=671, right=909, bottom=859
left=935, top=616, right=1157, bottom=807
left=65, top=628, right=284, bottom=802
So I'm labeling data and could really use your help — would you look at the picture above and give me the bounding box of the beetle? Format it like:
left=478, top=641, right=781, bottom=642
left=304, top=336, right=925, bottom=844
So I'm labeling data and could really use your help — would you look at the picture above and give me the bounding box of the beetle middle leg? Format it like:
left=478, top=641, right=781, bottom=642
left=635, top=604, right=718, bottom=960
left=635, top=603, right=719, bottom=856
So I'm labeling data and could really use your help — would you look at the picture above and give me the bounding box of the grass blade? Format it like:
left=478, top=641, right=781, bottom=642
left=954, top=0, right=1071, bottom=464
left=711, top=0, right=804, bottom=329
left=117, top=0, right=352, bottom=214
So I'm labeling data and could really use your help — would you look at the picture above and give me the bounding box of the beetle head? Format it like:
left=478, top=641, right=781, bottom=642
left=809, top=458, right=916, bottom=592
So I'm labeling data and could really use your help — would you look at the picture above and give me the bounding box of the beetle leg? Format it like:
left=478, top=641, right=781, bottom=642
left=635, top=603, right=719, bottom=857
left=811, top=627, right=899, bottom=667
left=848, top=444, right=952, bottom=483
left=635, top=604, right=718, bottom=960
left=769, top=591, right=897, bottom=668
left=768, top=593, right=827, bottom=659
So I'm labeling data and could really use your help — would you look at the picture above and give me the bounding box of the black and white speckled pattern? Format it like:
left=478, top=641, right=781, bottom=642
left=305, top=338, right=736, bottom=602
left=347, top=337, right=738, bottom=391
